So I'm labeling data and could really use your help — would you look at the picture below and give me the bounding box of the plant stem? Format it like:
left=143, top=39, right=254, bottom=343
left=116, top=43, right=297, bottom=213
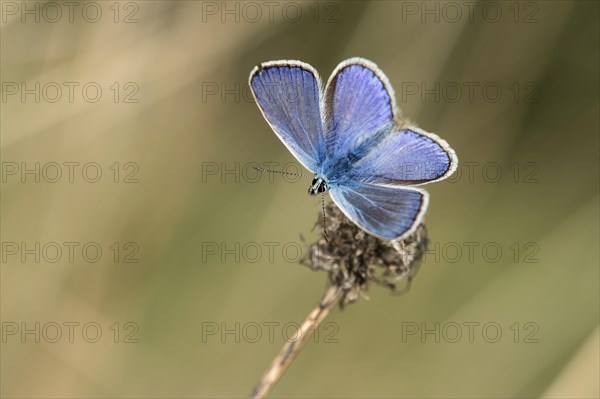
left=248, top=285, right=343, bottom=399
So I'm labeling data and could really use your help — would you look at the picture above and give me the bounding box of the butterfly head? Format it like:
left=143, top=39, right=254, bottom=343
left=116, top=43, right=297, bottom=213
left=308, top=176, right=329, bottom=196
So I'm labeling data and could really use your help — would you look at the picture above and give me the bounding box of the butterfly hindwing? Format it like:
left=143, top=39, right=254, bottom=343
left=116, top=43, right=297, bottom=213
left=329, top=182, right=428, bottom=240
left=249, top=61, right=326, bottom=172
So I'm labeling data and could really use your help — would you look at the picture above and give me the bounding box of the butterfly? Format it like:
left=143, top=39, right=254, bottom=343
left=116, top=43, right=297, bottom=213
left=249, top=57, right=458, bottom=240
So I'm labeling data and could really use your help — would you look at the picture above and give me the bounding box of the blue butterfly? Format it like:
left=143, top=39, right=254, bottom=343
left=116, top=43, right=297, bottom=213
left=249, top=58, right=458, bottom=240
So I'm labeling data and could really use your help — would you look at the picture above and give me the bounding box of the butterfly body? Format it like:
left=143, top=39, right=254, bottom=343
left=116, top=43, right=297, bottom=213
left=308, top=176, right=328, bottom=196
left=250, top=58, right=458, bottom=240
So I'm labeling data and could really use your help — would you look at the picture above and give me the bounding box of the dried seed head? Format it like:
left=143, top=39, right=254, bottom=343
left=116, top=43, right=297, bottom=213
left=300, top=201, right=428, bottom=308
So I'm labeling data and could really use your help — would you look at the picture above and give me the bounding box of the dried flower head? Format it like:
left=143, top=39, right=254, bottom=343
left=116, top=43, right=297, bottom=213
left=301, top=201, right=428, bottom=308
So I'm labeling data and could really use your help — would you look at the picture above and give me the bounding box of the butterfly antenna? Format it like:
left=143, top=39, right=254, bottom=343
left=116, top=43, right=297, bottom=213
left=251, top=165, right=310, bottom=179
left=321, top=192, right=329, bottom=242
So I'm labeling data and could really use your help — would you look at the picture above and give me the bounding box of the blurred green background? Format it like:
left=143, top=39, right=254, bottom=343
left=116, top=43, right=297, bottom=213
left=1, top=1, right=598, bottom=398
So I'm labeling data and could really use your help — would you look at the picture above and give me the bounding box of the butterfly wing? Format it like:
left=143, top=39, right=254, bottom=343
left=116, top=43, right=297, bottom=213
left=324, top=58, right=456, bottom=184
left=324, top=59, right=456, bottom=239
left=249, top=61, right=326, bottom=172
left=324, top=57, right=399, bottom=159
left=329, top=182, right=428, bottom=240
left=351, top=126, right=458, bottom=185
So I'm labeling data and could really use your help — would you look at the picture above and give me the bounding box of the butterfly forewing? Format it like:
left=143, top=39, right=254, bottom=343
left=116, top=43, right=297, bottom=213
left=249, top=61, right=326, bottom=172
left=324, top=58, right=398, bottom=159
